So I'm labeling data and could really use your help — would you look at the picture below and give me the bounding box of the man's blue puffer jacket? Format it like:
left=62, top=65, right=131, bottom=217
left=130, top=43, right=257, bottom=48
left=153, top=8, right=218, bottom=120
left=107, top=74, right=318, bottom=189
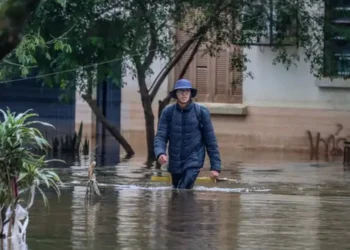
left=154, top=101, right=221, bottom=174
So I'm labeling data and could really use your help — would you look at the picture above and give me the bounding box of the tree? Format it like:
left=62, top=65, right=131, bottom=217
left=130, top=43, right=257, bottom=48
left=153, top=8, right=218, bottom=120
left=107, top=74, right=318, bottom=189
left=1, top=0, right=348, bottom=165
left=122, top=0, right=175, bottom=163
left=0, top=0, right=136, bottom=159
left=0, top=0, right=176, bottom=163
left=0, top=0, right=65, bottom=62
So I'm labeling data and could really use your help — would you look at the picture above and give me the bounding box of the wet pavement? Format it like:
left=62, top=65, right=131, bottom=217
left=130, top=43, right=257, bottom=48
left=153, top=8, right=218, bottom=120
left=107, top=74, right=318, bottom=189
left=6, top=154, right=350, bottom=250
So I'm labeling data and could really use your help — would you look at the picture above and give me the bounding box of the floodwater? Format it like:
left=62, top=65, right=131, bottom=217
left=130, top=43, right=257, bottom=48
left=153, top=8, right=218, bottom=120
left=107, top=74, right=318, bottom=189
left=5, top=152, right=350, bottom=250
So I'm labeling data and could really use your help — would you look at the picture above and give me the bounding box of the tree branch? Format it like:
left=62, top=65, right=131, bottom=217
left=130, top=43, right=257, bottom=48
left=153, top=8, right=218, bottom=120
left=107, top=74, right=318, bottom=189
left=149, top=25, right=209, bottom=102
left=133, top=54, right=149, bottom=96
left=2, top=59, right=35, bottom=68
left=178, top=37, right=203, bottom=78
left=82, top=71, right=135, bottom=158
left=147, top=36, right=194, bottom=93
left=141, top=7, right=157, bottom=71
left=0, top=0, right=42, bottom=61
left=155, top=36, right=204, bottom=126
left=82, top=93, right=135, bottom=158
left=46, top=24, right=77, bottom=44
left=142, top=21, right=157, bottom=72
left=148, top=0, right=231, bottom=103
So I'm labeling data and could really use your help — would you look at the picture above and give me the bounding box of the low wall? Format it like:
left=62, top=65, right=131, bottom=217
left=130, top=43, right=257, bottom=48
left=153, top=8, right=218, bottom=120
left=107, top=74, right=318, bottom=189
left=212, top=106, right=350, bottom=152
left=120, top=104, right=350, bottom=162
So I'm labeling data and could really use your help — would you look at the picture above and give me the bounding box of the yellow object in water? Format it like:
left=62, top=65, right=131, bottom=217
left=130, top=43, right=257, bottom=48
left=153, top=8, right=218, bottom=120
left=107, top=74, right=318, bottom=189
left=150, top=175, right=237, bottom=183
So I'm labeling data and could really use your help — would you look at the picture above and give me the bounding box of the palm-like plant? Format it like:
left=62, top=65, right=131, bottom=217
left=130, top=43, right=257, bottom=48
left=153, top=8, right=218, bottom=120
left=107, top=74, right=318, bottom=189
left=0, top=108, right=63, bottom=238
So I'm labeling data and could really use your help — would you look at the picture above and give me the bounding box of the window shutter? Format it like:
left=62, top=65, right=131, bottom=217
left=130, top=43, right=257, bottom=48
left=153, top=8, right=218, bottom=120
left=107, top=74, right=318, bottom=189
left=173, top=13, right=243, bottom=103
left=193, top=49, right=211, bottom=102
left=209, top=46, right=243, bottom=103
left=175, top=48, right=192, bottom=80
left=174, top=17, right=194, bottom=82
left=229, top=46, right=243, bottom=103
left=211, top=48, right=230, bottom=102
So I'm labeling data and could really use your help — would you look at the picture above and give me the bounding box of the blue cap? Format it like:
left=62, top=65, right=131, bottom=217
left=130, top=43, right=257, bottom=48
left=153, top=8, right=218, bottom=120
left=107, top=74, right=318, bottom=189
left=169, top=79, right=197, bottom=99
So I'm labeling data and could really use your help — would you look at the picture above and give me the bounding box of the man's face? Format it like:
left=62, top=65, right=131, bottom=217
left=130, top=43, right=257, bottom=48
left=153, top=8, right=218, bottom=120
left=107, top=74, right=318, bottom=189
left=176, top=88, right=191, bottom=103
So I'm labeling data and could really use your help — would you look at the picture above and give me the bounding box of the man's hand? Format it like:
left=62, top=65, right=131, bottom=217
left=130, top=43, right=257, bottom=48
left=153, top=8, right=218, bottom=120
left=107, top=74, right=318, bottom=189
left=210, top=170, right=219, bottom=180
left=158, top=154, right=168, bottom=165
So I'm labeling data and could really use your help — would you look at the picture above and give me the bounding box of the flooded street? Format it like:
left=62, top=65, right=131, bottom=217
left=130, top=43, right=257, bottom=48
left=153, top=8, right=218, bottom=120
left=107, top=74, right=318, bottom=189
left=20, top=154, right=350, bottom=250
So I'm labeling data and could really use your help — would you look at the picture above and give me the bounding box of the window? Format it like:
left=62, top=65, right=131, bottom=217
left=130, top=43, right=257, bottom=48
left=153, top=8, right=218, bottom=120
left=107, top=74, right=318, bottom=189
left=324, top=0, right=350, bottom=77
left=174, top=28, right=243, bottom=104
left=238, top=0, right=298, bottom=46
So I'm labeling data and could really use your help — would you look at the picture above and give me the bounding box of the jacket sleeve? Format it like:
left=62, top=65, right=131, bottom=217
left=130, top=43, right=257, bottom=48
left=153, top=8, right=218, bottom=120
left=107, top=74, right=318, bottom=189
left=200, top=106, right=221, bottom=172
left=154, top=106, right=170, bottom=159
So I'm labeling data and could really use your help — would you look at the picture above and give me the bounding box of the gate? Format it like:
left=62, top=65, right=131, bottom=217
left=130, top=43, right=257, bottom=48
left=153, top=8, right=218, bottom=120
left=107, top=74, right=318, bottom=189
left=0, top=76, right=76, bottom=140
left=95, top=78, right=122, bottom=165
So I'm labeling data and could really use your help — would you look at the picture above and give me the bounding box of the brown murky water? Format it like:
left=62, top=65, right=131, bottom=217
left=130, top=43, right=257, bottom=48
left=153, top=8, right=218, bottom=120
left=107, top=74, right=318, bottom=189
left=7, top=152, right=350, bottom=250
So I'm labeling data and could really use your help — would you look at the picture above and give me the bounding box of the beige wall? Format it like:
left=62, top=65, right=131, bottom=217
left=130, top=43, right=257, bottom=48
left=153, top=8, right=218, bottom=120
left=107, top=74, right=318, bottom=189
left=74, top=87, right=350, bottom=161
left=120, top=105, right=350, bottom=160
left=212, top=106, right=350, bottom=152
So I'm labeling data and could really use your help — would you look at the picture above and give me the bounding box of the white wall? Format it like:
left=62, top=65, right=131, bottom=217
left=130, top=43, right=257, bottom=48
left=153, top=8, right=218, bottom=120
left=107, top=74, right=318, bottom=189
left=121, top=58, right=169, bottom=131
left=243, top=47, right=350, bottom=111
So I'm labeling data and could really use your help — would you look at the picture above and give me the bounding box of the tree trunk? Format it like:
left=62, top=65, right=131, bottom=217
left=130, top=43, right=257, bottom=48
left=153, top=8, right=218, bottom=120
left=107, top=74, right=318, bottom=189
left=144, top=99, right=156, bottom=165
left=128, top=5, right=158, bottom=164
left=138, top=77, right=156, bottom=164
left=0, top=206, right=3, bottom=238
left=82, top=94, right=135, bottom=159
left=0, top=0, right=42, bottom=61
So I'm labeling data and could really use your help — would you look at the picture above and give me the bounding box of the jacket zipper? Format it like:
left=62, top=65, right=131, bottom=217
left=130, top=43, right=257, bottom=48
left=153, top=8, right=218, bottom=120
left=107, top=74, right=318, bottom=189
left=180, top=109, right=184, bottom=162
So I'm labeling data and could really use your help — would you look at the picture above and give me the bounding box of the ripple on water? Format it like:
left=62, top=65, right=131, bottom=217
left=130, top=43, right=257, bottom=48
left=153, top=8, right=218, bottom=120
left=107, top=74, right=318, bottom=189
left=112, top=184, right=271, bottom=193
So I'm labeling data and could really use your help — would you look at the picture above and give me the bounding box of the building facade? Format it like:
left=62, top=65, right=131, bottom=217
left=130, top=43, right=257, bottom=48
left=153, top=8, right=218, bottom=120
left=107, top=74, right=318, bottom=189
left=119, top=1, right=350, bottom=161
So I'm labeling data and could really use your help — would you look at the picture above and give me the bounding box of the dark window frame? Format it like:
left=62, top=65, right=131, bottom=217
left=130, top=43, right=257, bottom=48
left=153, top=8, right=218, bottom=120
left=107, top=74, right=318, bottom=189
left=324, top=0, right=350, bottom=77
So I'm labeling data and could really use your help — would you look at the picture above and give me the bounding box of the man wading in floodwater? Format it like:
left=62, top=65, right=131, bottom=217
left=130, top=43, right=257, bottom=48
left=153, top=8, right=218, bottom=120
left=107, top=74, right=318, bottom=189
left=154, top=79, right=222, bottom=189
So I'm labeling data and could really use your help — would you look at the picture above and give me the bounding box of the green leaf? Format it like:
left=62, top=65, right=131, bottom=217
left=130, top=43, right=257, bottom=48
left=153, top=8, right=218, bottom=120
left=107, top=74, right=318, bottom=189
left=17, top=172, right=28, bottom=182
left=20, top=66, right=29, bottom=76
left=45, top=53, right=51, bottom=60
left=26, top=121, right=55, bottom=129
left=54, top=40, right=64, bottom=51
left=37, top=186, right=49, bottom=211
left=39, top=173, right=50, bottom=188
left=27, top=185, right=36, bottom=209
left=56, top=0, right=66, bottom=7
left=64, top=44, right=72, bottom=53
left=0, top=108, right=61, bottom=210
left=60, top=79, right=67, bottom=89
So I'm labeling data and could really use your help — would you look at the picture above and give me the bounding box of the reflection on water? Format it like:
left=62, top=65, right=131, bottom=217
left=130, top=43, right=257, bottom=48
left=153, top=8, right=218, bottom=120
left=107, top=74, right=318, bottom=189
left=10, top=156, right=350, bottom=250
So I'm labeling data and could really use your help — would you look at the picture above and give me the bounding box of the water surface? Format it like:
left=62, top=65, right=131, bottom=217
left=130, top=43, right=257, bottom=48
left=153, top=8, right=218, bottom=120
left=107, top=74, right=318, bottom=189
left=15, top=159, right=350, bottom=250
